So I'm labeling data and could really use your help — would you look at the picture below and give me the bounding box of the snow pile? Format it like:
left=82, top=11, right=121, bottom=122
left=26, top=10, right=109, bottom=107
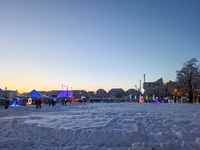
left=0, top=103, right=200, bottom=149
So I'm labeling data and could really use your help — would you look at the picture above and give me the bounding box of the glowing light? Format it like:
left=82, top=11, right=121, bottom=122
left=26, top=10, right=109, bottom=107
left=140, top=89, right=144, bottom=94
left=28, top=98, right=32, bottom=104
left=11, top=100, right=16, bottom=107
left=58, top=86, right=73, bottom=98
left=153, top=98, right=160, bottom=103
left=139, top=95, right=143, bottom=103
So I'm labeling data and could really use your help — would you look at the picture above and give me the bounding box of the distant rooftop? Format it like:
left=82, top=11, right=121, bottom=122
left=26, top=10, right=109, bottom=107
left=109, top=88, right=124, bottom=91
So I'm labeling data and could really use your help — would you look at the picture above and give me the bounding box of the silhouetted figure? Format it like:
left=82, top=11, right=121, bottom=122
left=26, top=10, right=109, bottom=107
left=62, top=99, right=64, bottom=105
left=52, top=100, right=56, bottom=106
left=35, top=99, right=39, bottom=109
left=65, top=99, right=67, bottom=105
left=5, top=99, right=9, bottom=110
left=49, top=100, right=51, bottom=106
left=38, top=99, right=41, bottom=108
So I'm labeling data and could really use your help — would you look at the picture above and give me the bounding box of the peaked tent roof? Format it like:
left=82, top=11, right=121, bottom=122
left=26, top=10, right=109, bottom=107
left=25, top=89, right=45, bottom=98
left=57, top=90, right=73, bottom=98
left=57, top=90, right=67, bottom=97
left=0, top=88, right=3, bottom=91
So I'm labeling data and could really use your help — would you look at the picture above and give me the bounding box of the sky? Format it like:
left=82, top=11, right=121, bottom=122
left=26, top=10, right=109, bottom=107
left=1, top=0, right=200, bottom=93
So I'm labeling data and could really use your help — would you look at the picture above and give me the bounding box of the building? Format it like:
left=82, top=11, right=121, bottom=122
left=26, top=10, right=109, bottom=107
left=143, top=78, right=163, bottom=90
left=86, top=91, right=95, bottom=98
left=108, top=88, right=125, bottom=98
left=125, top=89, right=137, bottom=95
left=72, top=90, right=87, bottom=99
left=0, top=90, right=16, bottom=99
left=96, top=89, right=107, bottom=98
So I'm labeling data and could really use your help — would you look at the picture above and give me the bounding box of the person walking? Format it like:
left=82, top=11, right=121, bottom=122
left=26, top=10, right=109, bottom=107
left=5, top=99, right=9, bottom=110
left=38, top=99, right=41, bottom=108
left=35, top=99, right=39, bottom=109
left=62, top=99, right=64, bottom=105
left=49, top=100, right=51, bottom=106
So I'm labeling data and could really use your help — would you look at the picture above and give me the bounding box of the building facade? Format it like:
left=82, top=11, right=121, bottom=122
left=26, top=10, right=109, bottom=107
left=87, top=91, right=95, bottom=98
left=0, top=90, right=16, bottom=99
left=96, top=89, right=107, bottom=98
left=108, top=88, right=125, bottom=98
left=143, top=78, right=163, bottom=90
left=72, top=90, right=87, bottom=99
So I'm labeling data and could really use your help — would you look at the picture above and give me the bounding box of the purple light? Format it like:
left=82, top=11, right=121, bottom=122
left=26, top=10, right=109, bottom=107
left=57, top=86, right=73, bottom=98
left=57, top=90, right=67, bottom=97
left=11, top=101, right=16, bottom=107
left=153, top=98, right=160, bottom=103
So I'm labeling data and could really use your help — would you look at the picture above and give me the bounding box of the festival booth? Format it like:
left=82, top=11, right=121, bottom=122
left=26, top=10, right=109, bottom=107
left=23, top=89, right=47, bottom=105
left=57, top=87, right=74, bottom=104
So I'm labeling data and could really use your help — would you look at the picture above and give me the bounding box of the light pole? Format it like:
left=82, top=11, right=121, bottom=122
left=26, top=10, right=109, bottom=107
left=5, top=87, right=7, bottom=100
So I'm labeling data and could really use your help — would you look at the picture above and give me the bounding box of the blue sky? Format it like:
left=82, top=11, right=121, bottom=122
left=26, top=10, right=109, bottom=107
left=1, top=0, right=200, bottom=93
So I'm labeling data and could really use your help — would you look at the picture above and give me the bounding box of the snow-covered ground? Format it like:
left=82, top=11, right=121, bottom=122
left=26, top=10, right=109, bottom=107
left=0, top=103, right=200, bottom=150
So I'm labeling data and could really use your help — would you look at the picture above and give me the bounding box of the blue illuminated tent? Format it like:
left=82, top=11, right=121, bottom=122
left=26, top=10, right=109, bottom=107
left=0, top=88, right=3, bottom=91
left=57, top=90, right=73, bottom=98
left=24, top=89, right=45, bottom=98
left=57, top=90, right=68, bottom=97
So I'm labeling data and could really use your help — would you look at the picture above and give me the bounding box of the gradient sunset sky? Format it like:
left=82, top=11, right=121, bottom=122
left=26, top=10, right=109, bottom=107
left=1, top=0, right=200, bottom=93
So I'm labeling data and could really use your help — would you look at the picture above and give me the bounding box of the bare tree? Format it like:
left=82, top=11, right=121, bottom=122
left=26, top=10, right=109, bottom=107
left=176, top=58, right=200, bottom=103
left=172, top=84, right=188, bottom=98
left=164, top=83, right=176, bottom=98
left=192, top=77, right=200, bottom=103
left=152, top=85, right=165, bottom=98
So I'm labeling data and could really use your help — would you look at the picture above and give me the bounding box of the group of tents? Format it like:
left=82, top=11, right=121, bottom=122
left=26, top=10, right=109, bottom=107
left=24, top=89, right=73, bottom=99
left=0, top=89, right=73, bottom=106
left=22, top=89, right=74, bottom=105
left=0, top=88, right=76, bottom=106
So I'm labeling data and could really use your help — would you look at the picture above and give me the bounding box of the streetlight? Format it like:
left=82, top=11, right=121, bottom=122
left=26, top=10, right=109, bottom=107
left=5, top=87, right=7, bottom=99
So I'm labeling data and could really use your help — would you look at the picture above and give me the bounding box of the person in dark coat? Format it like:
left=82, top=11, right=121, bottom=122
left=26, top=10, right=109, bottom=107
left=65, top=99, right=67, bottom=105
left=5, top=99, right=9, bottom=110
left=49, top=100, right=51, bottom=106
left=62, top=99, right=64, bottom=105
left=52, top=99, right=56, bottom=106
left=35, top=99, right=39, bottom=109
left=38, top=99, right=41, bottom=108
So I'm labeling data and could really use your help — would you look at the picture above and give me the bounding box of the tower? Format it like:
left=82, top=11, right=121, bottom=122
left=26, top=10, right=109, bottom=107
left=143, top=74, right=145, bottom=89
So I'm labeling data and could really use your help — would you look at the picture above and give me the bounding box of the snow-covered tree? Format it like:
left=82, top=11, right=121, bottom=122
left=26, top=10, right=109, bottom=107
left=176, top=58, right=200, bottom=103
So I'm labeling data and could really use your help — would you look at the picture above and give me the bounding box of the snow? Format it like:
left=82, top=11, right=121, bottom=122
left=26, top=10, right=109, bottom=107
left=0, top=103, right=200, bottom=149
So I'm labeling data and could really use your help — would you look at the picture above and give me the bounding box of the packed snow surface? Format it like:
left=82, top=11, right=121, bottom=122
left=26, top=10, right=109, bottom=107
left=0, top=103, right=200, bottom=150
